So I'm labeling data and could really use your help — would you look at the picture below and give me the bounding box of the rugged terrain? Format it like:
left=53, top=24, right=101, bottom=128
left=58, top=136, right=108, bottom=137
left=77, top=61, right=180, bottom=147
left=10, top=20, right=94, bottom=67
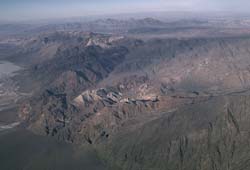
left=2, top=16, right=250, bottom=170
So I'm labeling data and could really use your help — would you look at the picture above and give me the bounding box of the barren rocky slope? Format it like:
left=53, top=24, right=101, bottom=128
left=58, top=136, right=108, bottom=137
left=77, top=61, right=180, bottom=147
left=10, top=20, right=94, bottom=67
left=9, top=30, right=250, bottom=169
left=100, top=94, right=250, bottom=170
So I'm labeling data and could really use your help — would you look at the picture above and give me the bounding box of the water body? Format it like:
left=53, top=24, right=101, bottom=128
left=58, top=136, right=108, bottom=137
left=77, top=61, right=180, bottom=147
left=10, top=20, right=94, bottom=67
left=0, top=61, right=21, bottom=78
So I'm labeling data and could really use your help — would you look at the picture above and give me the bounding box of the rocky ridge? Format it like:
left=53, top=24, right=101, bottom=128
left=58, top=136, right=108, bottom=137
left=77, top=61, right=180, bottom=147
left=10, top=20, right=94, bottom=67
left=15, top=32, right=250, bottom=170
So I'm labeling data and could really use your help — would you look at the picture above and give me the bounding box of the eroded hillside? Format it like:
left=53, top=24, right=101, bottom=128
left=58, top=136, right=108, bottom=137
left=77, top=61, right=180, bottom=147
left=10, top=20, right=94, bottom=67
left=5, top=29, right=250, bottom=170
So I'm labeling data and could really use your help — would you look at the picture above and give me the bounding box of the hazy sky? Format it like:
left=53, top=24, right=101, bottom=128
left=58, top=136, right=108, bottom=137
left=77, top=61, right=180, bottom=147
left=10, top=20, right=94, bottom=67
left=1, top=0, right=250, bottom=21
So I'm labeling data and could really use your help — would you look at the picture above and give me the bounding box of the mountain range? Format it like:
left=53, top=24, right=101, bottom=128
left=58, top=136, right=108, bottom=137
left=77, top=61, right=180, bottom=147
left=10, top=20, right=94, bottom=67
left=2, top=16, right=250, bottom=170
